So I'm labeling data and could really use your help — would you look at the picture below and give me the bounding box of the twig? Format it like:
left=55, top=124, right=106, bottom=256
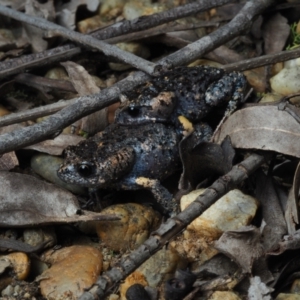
left=160, top=0, right=276, bottom=68
left=104, top=20, right=223, bottom=45
left=0, top=44, right=81, bottom=80
left=222, top=47, right=300, bottom=72
left=0, top=0, right=275, bottom=155
left=0, top=100, right=74, bottom=127
left=0, top=0, right=231, bottom=79
left=79, top=153, right=265, bottom=300
left=0, top=5, right=156, bottom=75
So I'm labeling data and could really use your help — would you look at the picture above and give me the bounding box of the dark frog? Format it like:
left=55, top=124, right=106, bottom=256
left=115, top=65, right=247, bottom=127
left=57, top=123, right=212, bottom=212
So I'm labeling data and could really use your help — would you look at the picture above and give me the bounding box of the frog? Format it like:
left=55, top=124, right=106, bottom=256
left=57, top=122, right=213, bottom=213
left=115, top=65, right=247, bottom=127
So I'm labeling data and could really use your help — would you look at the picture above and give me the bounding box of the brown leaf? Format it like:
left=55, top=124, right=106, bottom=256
left=61, top=61, right=100, bottom=95
left=56, top=0, right=99, bottom=30
left=0, top=152, right=18, bottom=171
left=214, top=226, right=264, bottom=273
left=255, top=171, right=287, bottom=252
left=269, top=230, right=300, bottom=255
left=24, top=0, right=55, bottom=53
left=0, top=171, right=117, bottom=227
left=285, top=171, right=300, bottom=235
left=61, top=61, right=108, bottom=135
left=179, top=133, right=234, bottom=190
left=262, top=13, right=290, bottom=54
left=213, top=106, right=300, bottom=158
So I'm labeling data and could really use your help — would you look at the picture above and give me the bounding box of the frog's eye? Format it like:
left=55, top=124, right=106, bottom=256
left=127, top=106, right=140, bottom=117
left=78, top=162, right=93, bottom=177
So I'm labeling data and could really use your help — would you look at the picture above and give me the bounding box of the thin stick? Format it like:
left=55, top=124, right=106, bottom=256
left=222, top=47, right=300, bottom=72
left=0, top=44, right=81, bottom=80
left=0, top=5, right=156, bottom=75
left=79, top=153, right=265, bottom=299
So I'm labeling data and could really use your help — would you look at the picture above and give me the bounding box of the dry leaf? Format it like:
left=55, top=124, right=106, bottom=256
left=0, top=171, right=117, bottom=226
left=24, top=0, right=55, bottom=53
left=61, top=61, right=108, bottom=135
left=56, top=0, right=99, bottom=30
left=285, top=173, right=300, bottom=235
left=262, top=13, right=290, bottom=54
left=214, top=226, right=264, bottom=273
left=213, top=106, right=300, bottom=158
left=255, top=171, right=287, bottom=252
left=248, top=276, right=273, bottom=300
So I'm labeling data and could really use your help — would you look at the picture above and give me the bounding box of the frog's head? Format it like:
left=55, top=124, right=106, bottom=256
left=57, top=140, right=101, bottom=187
left=115, top=90, right=176, bottom=125
left=57, top=140, right=135, bottom=188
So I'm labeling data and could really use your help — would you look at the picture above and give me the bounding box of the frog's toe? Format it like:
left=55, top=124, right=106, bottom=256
left=135, top=177, right=178, bottom=213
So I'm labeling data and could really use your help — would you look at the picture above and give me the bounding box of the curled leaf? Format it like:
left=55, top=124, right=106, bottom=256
left=0, top=171, right=117, bottom=227
left=214, top=106, right=300, bottom=158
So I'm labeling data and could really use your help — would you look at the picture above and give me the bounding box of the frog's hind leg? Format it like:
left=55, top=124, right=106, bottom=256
left=135, top=177, right=178, bottom=213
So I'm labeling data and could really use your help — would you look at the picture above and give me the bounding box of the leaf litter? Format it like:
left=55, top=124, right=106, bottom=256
left=1, top=1, right=300, bottom=299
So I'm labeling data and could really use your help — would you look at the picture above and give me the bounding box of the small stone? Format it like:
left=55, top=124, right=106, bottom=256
left=270, top=64, right=300, bottom=96
left=14, top=285, right=20, bottom=293
left=5, top=252, right=30, bottom=280
left=23, top=227, right=56, bottom=248
left=31, top=154, right=87, bottom=195
left=120, top=247, right=186, bottom=299
left=1, top=285, right=14, bottom=296
left=123, top=1, right=165, bottom=20
left=100, top=0, right=126, bottom=19
left=39, top=245, right=102, bottom=300
left=0, top=253, right=30, bottom=291
left=171, top=189, right=258, bottom=264
left=209, top=291, right=242, bottom=300
left=45, top=67, right=69, bottom=80
left=181, top=189, right=258, bottom=240
left=96, top=203, right=161, bottom=251
left=291, top=278, right=300, bottom=293
left=108, top=294, right=120, bottom=300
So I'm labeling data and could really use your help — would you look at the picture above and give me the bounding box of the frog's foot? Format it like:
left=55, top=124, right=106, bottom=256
left=205, top=72, right=247, bottom=115
left=135, top=177, right=178, bottom=213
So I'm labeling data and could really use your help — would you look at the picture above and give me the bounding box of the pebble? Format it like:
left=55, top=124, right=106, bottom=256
left=120, top=246, right=187, bottom=299
left=31, top=154, right=87, bottom=195
left=96, top=203, right=161, bottom=251
left=209, top=291, right=242, bottom=300
left=123, top=0, right=165, bottom=20
left=270, top=59, right=300, bottom=96
left=39, top=245, right=102, bottom=299
left=0, top=252, right=30, bottom=291
left=23, top=227, right=56, bottom=249
left=171, top=189, right=258, bottom=264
